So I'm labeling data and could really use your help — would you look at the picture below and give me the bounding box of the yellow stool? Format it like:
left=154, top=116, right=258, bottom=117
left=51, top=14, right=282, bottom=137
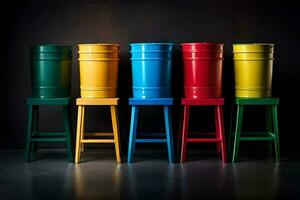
left=75, top=98, right=121, bottom=163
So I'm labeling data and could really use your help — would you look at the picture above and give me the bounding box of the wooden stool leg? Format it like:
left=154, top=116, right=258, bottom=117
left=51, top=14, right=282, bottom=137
left=180, top=105, right=190, bottom=162
left=127, top=106, right=139, bottom=163
left=217, top=106, right=227, bottom=162
left=164, top=106, right=174, bottom=163
left=215, top=106, right=221, bottom=153
left=266, top=106, right=273, bottom=155
left=80, top=106, right=85, bottom=153
left=272, top=106, right=280, bottom=162
left=232, top=105, right=244, bottom=163
left=25, top=105, right=33, bottom=162
left=75, top=106, right=83, bottom=163
left=31, top=106, right=39, bottom=153
left=111, top=105, right=121, bottom=163
left=64, top=105, right=73, bottom=162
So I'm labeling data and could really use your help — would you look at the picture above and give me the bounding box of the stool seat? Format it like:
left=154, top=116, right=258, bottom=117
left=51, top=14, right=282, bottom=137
left=182, top=98, right=224, bottom=105
left=179, top=97, right=227, bottom=162
left=129, top=98, right=173, bottom=105
left=127, top=98, right=174, bottom=163
left=235, top=98, right=279, bottom=105
left=27, top=97, right=70, bottom=105
left=76, top=98, right=119, bottom=105
left=230, top=97, right=280, bottom=162
left=25, top=97, right=73, bottom=162
left=75, top=98, right=121, bottom=163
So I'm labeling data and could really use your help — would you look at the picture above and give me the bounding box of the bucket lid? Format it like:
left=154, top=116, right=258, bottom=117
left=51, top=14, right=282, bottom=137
left=232, top=43, right=274, bottom=53
left=31, top=45, right=72, bottom=53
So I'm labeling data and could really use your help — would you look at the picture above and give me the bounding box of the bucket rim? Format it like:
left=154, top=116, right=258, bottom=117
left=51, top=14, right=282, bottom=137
left=78, top=51, right=119, bottom=53
left=31, top=45, right=72, bottom=52
left=31, top=44, right=72, bottom=48
left=130, top=50, right=173, bottom=53
left=232, top=43, right=274, bottom=46
left=78, top=43, right=120, bottom=46
left=130, top=42, right=174, bottom=46
left=181, top=42, right=224, bottom=46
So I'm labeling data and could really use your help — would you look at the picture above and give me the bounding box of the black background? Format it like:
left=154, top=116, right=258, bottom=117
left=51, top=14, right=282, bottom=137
left=0, top=0, right=299, bottom=156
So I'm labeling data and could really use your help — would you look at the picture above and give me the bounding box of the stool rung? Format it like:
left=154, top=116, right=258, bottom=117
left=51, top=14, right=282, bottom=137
left=33, top=132, right=66, bottom=137
left=137, top=133, right=166, bottom=137
left=136, top=139, right=167, bottom=143
left=81, top=139, right=115, bottom=143
left=84, top=132, right=114, bottom=137
left=241, top=131, right=273, bottom=135
left=240, top=136, right=274, bottom=141
left=268, top=132, right=276, bottom=138
left=186, top=138, right=222, bottom=143
left=30, top=138, right=66, bottom=142
left=188, top=132, right=216, bottom=136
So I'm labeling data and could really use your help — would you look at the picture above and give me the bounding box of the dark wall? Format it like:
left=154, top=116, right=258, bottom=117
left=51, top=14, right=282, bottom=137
left=1, top=0, right=299, bottom=155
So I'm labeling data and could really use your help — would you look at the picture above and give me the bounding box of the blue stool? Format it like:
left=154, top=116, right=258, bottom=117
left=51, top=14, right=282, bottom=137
left=127, top=98, right=174, bottom=163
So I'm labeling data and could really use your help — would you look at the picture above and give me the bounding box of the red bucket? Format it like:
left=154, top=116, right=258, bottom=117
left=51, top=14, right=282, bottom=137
left=181, top=42, right=224, bottom=98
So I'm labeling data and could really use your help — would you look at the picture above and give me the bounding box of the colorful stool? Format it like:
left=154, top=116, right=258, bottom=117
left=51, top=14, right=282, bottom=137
left=75, top=98, right=121, bottom=163
left=229, top=98, right=280, bottom=162
left=25, top=98, right=73, bottom=162
left=127, top=98, right=174, bottom=163
left=179, top=98, right=227, bottom=162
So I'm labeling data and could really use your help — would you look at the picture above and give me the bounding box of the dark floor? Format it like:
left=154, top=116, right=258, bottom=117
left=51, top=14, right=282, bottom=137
left=0, top=148, right=300, bottom=200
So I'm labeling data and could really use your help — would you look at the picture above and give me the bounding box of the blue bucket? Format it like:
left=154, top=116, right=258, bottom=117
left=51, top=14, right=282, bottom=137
left=130, top=43, right=174, bottom=98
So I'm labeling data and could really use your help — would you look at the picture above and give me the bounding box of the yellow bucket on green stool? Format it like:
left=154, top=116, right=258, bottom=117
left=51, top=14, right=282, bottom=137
left=78, top=44, right=119, bottom=98
left=233, top=43, right=274, bottom=98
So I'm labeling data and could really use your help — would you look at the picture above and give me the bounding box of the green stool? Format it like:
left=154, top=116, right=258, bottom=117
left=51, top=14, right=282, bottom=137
left=25, top=98, right=73, bottom=162
left=229, top=98, right=280, bottom=163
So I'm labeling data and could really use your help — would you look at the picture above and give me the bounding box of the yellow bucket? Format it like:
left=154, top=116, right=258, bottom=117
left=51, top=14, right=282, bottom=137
left=78, top=44, right=119, bottom=98
left=233, top=43, right=274, bottom=98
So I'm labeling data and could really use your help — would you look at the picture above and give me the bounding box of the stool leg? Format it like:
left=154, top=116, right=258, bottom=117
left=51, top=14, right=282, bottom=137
left=64, top=105, right=74, bottom=162
left=31, top=106, right=39, bottom=153
left=177, top=107, right=183, bottom=155
left=127, top=106, right=139, bottom=163
left=266, top=106, right=273, bottom=155
left=80, top=106, right=85, bottom=153
left=180, top=105, right=190, bottom=162
left=217, top=106, right=227, bottom=162
left=232, top=105, right=244, bottom=163
left=228, top=105, right=235, bottom=160
left=164, top=106, right=174, bottom=163
left=111, top=105, right=121, bottom=163
left=272, top=106, right=280, bottom=162
left=215, top=106, right=221, bottom=153
left=75, top=106, right=83, bottom=163
left=25, top=105, right=33, bottom=162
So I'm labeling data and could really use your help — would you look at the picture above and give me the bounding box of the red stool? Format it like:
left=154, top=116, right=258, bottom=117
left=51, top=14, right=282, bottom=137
left=179, top=98, right=227, bottom=162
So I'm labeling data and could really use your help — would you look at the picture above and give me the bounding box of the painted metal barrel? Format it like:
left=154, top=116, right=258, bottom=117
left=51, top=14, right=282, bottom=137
left=78, top=44, right=119, bottom=98
left=30, top=45, right=72, bottom=98
left=233, top=43, right=274, bottom=98
left=130, top=43, right=174, bottom=98
left=181, top=43, right=224, bottom=98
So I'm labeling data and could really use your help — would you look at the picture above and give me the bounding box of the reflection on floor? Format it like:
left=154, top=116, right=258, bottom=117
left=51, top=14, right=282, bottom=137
left=0, top=148, right=299, bottom=199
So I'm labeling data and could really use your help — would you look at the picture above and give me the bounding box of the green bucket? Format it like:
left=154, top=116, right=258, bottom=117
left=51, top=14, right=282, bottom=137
left=30, top=45, right=72, bottom=98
